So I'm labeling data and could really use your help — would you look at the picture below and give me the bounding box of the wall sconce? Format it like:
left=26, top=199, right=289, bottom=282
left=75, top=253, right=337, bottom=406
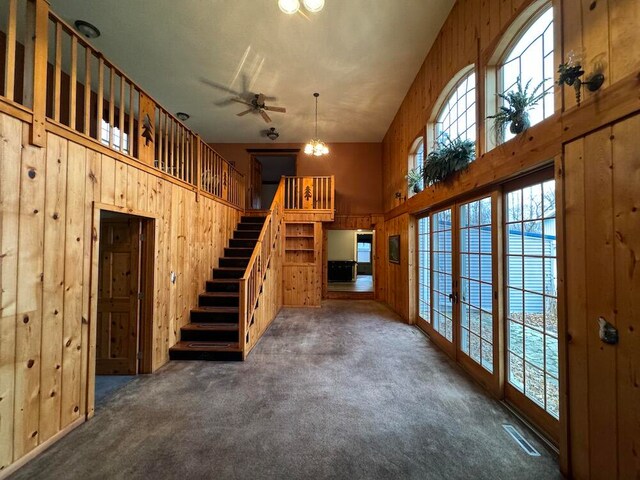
left=394, top=191, right=406, bottom=203
left=557, top=50, right=604, bottom=106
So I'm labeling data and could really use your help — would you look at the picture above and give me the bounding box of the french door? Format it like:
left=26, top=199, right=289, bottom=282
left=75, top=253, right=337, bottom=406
left=416, top=170, right=560, bottom=441
left=417, top=194, right=498, bottom=391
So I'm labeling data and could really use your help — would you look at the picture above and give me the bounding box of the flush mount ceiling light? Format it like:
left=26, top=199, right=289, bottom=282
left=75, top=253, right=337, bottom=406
left=74, top=20, right=100, bottom=39
left=278, top=0, right=300, bottom=14
left=304, top=93, right=329, bottom=157
left=176, top=112, right=190, bottom=121
left=303, top=0, right=325, bottom=13
left=266, top=127, right=280, bottom=141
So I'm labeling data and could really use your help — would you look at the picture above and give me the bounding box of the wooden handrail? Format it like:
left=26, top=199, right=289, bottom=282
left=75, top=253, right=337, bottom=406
left=238, top=178, right=285, bottom=356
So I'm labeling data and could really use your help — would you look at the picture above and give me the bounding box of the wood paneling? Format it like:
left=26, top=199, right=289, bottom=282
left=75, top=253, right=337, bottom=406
left=0, top=112, right=240, bottom=473
left=564, top=113, right=640, bottom=479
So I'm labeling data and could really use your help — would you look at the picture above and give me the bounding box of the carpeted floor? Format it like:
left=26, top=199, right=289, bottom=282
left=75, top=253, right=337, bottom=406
left=10, top=300, right=561, bottom=480
left=95, top=375, right=136, bottom=407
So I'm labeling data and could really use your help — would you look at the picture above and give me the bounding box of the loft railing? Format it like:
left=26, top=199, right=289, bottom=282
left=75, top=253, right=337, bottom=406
left=238, top=178, right=284, bottom=357
left=0, top=0, right=244, bottom=208
left=284, top=175, right=334, bottom=211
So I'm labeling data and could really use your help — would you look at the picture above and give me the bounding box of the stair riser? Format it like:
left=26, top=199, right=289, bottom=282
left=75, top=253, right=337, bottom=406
left=234, top=231, right=261, bottom=240
left=199, top=295, right=239, bottom=307
left=224, top=248, right=253, bottom=258
left=180, top=329, right=238, bottom=343
left=237, top=223, right=264, bottom=231
left=219, top=257, right=249, bottom=268
left=241, top=216, right=266, bottom=224
left=169, top=350, right=243, bottom=361
left=191, top=310, right=239, bottom=323
left=229, top=239, right=258, bottom=248
left=212, top=269, right=244, bottom=279
left=206, top=281, right=239, bottom=293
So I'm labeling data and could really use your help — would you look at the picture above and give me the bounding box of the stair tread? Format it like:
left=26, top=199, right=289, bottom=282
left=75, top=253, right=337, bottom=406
left=207, top=278, right=240, bottom=283
left=213, top=267, right=246, bottom=271
left=170, top=341, right=241, bottom=352
left=181, top=323, right=238, bottom=332
left=192, top=306, right=239, bottom=313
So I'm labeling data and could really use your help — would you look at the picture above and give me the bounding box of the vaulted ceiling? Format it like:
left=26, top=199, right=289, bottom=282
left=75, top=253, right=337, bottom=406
left=50, top=0, right=454, bottom=143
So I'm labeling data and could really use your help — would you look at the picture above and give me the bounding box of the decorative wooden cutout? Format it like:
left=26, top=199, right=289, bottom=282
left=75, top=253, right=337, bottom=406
left=302, top=177, right=314, bottom=209
left=137, top=92, right=156, bottom=166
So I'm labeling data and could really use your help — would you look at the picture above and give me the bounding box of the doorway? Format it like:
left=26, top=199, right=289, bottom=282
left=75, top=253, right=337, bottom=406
left=326, top=229, right=375, bottom=296
left=95, top=211, right=154, bottom=406
left=249, top=152, right=297, bottom=209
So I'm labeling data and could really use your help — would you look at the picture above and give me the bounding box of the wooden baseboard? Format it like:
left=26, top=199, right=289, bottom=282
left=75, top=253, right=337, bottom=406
left=0, top=416, right=86, bottom=480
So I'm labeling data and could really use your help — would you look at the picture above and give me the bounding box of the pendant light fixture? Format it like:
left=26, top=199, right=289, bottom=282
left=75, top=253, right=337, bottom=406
left=304, top=93, right=329, bottom=156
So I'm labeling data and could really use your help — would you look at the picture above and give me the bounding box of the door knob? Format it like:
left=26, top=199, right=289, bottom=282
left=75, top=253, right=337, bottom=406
left=597, top=317, right=618, bottom=345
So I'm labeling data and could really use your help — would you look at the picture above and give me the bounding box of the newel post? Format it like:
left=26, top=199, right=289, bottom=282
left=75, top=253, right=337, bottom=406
left=29, top=0, right=49, bottom=147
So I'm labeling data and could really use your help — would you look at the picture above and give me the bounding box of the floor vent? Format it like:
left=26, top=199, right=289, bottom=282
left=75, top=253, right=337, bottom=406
left=502, top=424, right=540, bottom=456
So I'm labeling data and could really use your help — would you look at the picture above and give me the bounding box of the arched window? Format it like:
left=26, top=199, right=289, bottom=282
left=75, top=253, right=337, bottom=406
left=498, top=6, right=554, bottom=142
left=408, top=136, right=425, bottom=195
left=434, top=69, right=476, bottom=145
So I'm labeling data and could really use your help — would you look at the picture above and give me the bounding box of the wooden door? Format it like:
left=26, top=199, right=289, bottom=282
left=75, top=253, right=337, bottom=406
left=96, top=217, right=141, bottom=375
left=250, top=156, right=262, bottom=209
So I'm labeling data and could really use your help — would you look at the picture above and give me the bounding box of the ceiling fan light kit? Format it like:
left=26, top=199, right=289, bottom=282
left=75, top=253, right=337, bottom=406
left=266, top=127, right=280, bottom=141
left=233, top=93, right=287, bottom=124
left=278, top=0, right=300, bottom=14
left=278, top=0, right=325, bottom=15
left=305, top=93, right=329, bottom=156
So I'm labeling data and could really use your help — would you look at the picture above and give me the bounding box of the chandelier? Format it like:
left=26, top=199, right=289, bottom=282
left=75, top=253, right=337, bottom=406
left=304, top=93, right=329, bottom=156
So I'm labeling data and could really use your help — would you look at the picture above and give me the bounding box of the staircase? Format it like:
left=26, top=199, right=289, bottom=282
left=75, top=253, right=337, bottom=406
left=169, top=215, right=266, bottom=361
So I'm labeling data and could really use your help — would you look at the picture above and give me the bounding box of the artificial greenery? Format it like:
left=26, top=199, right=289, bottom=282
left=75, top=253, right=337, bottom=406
left=487, top=76, right=548, bottom=140
left=423, top=135, right=475, bottom=185
left=406, top=166, right=424, bottom=193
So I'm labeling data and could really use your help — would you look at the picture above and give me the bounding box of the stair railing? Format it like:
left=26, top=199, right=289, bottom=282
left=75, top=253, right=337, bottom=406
left=238, top=178, right=285, bottom=356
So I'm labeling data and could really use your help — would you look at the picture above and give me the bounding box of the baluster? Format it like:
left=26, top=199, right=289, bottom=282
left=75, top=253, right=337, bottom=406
left=53, top=22, right=62, bottom=122
left=118, top=74, right=125, bottom=152
left=69, top=35, right=77, bottom=129
left=83, top=48, right=91, bottom=135
left=4, top=0, right=17, bottom=101
left=96, top=57, right=104, bottom=143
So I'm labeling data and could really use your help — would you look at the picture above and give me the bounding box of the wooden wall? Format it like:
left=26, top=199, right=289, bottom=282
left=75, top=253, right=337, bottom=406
left=0, top=112, right=240, bottom=473
left=563, top=113, right=640, bottom=480
left=378, top=0, right=640, bottom=476
left=381, top=0, right=640, bottom=212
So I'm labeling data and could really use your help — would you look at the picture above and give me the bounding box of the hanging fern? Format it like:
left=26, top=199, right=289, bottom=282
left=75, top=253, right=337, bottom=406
left=423, top=135, right=475, bottom=186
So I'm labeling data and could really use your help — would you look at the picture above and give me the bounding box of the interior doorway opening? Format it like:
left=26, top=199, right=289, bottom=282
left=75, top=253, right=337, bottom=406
left=94, top=210, right=154, bottom=407
left=326, top=229, right=375, bottom=295
left=249, top=152, right=297, bottom=209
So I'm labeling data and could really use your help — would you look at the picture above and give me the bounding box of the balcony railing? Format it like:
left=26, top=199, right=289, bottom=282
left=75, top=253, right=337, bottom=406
left=284, top=175, right=334, bottom=212
left=0, top=0, right=244, bottom=208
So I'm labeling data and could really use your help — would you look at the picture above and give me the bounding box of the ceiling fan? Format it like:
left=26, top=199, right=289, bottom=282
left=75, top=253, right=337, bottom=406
left=232, top=93, right=286, bottom=123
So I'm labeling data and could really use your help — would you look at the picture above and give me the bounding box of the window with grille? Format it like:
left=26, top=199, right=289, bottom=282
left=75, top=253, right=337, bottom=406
left=435, top=71, right=476, bottom=145
left=499, top=6, right=554, bottom=143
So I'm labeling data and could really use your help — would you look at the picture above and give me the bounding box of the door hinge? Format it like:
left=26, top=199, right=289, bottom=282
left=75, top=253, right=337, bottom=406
left=137, top=351, right=143, bottom=360
left=137, top=292, right=144, bottom=300
left=140, top=233, right=145, bottom=242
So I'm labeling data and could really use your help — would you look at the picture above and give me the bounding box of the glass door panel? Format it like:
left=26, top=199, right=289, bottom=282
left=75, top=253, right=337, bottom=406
left=505, top=179, right=559, bottom=419
left=459, top=197, right=494, bottom=372
left=431, top=209, right=453, bottom=342
left=417, top=217, right=431, bottom=323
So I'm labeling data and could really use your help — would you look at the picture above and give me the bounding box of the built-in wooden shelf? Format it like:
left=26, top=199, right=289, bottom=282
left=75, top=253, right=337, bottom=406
left=285, top=222, right=315, bottom=264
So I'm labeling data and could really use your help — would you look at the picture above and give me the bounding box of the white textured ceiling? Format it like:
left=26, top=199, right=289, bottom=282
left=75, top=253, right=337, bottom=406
left=50, top=0, right=454, bottom=143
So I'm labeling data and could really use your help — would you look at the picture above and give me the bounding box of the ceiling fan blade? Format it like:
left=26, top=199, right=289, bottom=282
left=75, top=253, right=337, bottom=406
left=260, top=110, right=272, bottom=123
left=231, top=97, right=252, bottom=106
left=264, top=106, right=286, bottom=113
left=263, top=95, right=277, bottom=101
left=237, top=109, right=253, bottom=117
left=200, top=78, right=241, bottom=96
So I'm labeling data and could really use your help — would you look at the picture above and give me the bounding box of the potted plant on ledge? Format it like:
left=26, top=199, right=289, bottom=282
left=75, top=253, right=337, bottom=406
left=487, top=76, right=548, bottom=140
left=406, top=166, right=424, bottom=194
left=423, top=135, right=475, bottom=186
